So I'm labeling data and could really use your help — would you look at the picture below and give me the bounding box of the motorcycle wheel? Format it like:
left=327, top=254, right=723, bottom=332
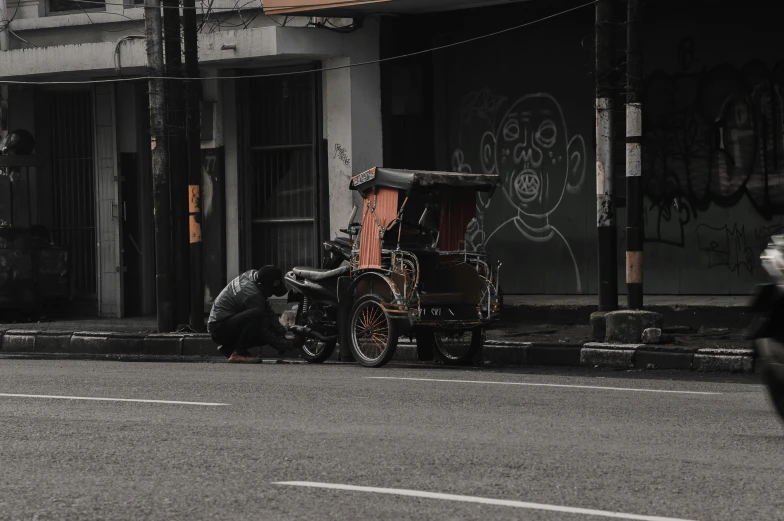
left=426, top=327, right=483, bottom=366
left=762, top=364, right=784, bottom=420
left=348, top=294, right=398, bottom=368
left=295, top=299, right=337, bottom=364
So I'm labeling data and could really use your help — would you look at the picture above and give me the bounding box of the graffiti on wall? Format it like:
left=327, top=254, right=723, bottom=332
left=451, top=90, right=586, bottom=292
left=644, top=60, right=784, bottom=248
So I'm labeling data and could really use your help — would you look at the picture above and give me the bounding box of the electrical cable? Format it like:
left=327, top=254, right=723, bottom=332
left=0, top=0, right=598, bottom=85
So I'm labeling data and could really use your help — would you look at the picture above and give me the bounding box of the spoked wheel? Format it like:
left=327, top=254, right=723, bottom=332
left=349, top=294, right=398, bottom=368
left=295, top=298, right=337, bottom=364
left=433, top=327, right=484, bottom=366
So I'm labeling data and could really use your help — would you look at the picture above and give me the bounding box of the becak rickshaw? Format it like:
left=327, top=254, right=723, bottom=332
left=345, top=167, right=502, bottom=367
left=285, top=167, right=502, bottom=368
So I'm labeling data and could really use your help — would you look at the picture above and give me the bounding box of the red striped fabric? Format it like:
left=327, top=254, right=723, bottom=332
left=358, top=187, right=399, bottom=269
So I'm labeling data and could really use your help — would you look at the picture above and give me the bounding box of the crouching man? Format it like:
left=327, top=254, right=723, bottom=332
left=208, top=265, right=302, bottom=363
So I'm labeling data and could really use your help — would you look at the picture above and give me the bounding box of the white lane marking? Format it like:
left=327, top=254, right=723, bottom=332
left=0, top=393, right=229, bottom=406
left=366, top=377, right=721, bottom=395
left=274, top=481, right=698, bottom=521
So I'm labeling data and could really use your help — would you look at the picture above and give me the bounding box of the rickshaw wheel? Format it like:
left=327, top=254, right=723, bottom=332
left=349, top=294, right=398, bottom=368
left=429, top=327, right=484, bottom=366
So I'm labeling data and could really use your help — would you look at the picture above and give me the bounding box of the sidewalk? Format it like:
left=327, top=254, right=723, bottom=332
left=501, top=295, right=751, bottom=329
left=0, top=295, right=756, bottom=373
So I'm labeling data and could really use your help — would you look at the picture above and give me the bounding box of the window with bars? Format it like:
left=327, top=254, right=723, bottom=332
left=247, top=72, right=320, bottom=272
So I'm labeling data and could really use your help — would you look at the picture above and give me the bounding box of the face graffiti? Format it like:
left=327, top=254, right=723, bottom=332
left=480, top=93, right=584, bottom=219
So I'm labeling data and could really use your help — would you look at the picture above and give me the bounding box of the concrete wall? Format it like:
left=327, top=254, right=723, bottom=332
left=322, top=18, right=382, bottom=240
left=219, top=21, right=381, bottom=280
left=632, top=10, right=784, bottom=295
left=403, top=2, right=783, bottom=296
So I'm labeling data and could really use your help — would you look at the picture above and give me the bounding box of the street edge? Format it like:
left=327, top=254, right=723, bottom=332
left=0, top=330, right=758, bottom=374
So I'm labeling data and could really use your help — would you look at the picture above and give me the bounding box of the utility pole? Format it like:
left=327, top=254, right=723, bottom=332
left=595, top=0, right=618, bottom=311
left=163, top=0, right=190, bottom=327
left=626, top=0, right=643, bottom=309
left=145, top=0, right=175, bottom=332
left=0, top=0, right=10, bottom=51
left=182, top=0, right=204, bottom=330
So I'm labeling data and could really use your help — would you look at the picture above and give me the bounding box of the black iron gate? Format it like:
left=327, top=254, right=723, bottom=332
left=243, top=67, right=322, bottom=271
left=50, top=91, right=97, bottom=298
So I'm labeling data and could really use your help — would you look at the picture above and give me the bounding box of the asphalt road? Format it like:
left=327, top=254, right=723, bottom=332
left=0, top=360, right=781, bottom=521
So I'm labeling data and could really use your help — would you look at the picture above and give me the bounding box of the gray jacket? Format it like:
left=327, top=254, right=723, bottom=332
left=207, top=270, right=269, bottom=331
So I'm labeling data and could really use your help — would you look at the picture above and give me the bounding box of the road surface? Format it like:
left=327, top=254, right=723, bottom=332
left=0, top=360, right=781, bottom=520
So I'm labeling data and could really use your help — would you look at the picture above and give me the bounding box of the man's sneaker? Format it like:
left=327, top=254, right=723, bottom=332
left=217, top=345, right=233, bottom=359
left=228, top=353, right=262, bottom=364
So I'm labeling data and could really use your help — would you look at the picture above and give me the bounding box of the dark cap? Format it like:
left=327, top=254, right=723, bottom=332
left=256, top=265, right=287, bottom=297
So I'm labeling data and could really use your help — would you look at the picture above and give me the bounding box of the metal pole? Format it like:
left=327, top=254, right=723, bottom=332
left=145, top=0, right=175, bottom=332
left=595, top=0, right=618, bottom=312
left=0, top=0, right=10, bottom=51
left=626, top=0, right=643, bottom=309
left=163, top=0, right=190, bottom=327
left=183, top=0, right=204, bottom=331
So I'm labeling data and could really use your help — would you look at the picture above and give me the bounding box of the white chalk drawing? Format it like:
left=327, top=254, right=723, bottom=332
left=454, top=92, right=586, bottom=293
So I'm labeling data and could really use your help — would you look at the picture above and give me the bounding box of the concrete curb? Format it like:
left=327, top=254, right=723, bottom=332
left=0, top=330, right=757, bottom=373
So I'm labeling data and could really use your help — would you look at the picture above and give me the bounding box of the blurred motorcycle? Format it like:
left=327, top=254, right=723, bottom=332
left=748, top=235, right=784, bottom=420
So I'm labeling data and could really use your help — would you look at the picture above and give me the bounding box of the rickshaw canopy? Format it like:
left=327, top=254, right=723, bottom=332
left=350, top=167, right=499, bottom=195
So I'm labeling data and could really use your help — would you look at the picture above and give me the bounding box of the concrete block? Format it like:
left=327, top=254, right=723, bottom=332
left=589, top=312, right=608, bottom=342
left=581, top=343, right=640, bottom=369
left=641, top=328, right=662, bottom=344
left=483, top=344, right=529, bottom=366
left=527, top=344, right=582, bottom=366
left=605, top=310, right=663, bottom=343
left=105, top=335, right=145, bottom=355
left=70, top=332, right=113, bottom=354
left=182, top=335, right=218, bottom=357
left=35, top=333, right=72, bottom=353
left=693, top=353, right=754, bottom=374
left=2, top=330, right=38, bottom=352
left=143, top=334, right=184, bottom=356
left=635, top=349, right=694, bottom=370
left=393, top=343, right=418, bottom=362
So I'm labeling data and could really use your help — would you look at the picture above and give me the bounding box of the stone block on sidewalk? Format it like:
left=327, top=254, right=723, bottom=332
left=605, top=310, right=663, bottom=343
left=105, top=334, right=145, bottom=355
left=36, top=332, right=72, bottom=353
left=527, top=344, right=582, bottom=366
left=693, top=348, right=755, bottom=374
left=182, top=335, right=218, bottom=357
left=2, top=330, right=38, bottom=352
left=393, top=342, right=418, bottom=362
left=483, top=344, right=529, bottom=366
left=641, top=328, right=662, bottom=344
left=634, top=349, right=694, bottom=370
left=70, top=332, right=114, bottom=354
left=143, top=334, right=184, bottom=356
left=581, top=343, right=640, bottom=369
left=590, top=312, right=608, bottom=342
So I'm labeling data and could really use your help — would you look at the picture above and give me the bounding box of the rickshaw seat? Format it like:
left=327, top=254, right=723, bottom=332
left=293, top=264, right=350, bottom=282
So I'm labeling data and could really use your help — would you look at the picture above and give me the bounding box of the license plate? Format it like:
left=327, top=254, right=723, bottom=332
left=420, top=306, right=474, bottom=320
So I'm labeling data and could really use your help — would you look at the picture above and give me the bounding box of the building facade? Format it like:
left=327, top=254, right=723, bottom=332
left=0, top=0, right=382, bottom=317
left=322, top=0, right=784, bottom=297
left=0, top=0, right=778, bottom=322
